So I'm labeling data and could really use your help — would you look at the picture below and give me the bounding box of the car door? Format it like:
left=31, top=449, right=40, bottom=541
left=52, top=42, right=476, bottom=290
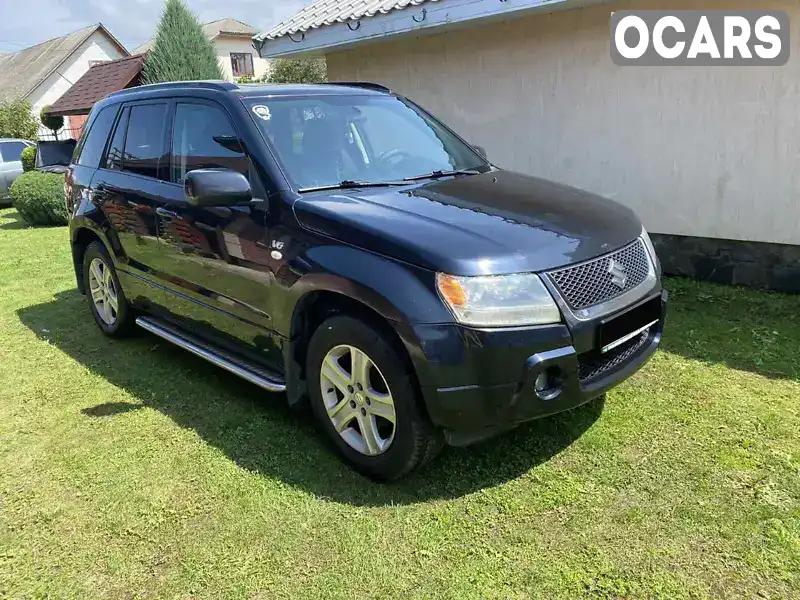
left=151, top=99, right=282, bottom=368
left=90, top=101, right=169, bottom=296
left=0, top=147, right=8, bottom=199
left=0, top=141, right=30, bottom=198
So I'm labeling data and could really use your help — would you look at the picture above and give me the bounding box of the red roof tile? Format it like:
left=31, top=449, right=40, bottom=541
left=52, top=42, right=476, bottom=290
left=47, top=54, right=145, bottom=116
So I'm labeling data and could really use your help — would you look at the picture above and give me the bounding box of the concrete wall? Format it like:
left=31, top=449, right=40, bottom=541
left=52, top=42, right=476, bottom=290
left=28, top=31, right=126, bottom=138
left=214, top=37, right=270, bottom=82
left=327, top=0, right=800, bottom=246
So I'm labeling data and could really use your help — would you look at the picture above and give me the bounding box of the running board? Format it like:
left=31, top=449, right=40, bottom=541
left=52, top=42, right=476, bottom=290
left=135, top=316, right=286, bottom=393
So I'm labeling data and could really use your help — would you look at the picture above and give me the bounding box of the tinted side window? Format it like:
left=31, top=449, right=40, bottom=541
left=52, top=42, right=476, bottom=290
left=105, top=107, right=129, bottom=171
left=123, top=103, right=169, bottom=180
left=171, top=103, right=248, bottom=184
left=0, top=141, right=28, bottom=163
left=76, top=105, right=118, bottom=167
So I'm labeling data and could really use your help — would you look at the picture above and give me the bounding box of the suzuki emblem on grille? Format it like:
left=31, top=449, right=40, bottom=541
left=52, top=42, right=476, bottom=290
left=608, top=258, right=628, bottom=289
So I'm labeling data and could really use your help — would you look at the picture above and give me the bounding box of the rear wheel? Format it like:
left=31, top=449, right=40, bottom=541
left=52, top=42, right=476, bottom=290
left=83, top=241, right=135, bottom=337
left=307, top=315, right=443, bottom=481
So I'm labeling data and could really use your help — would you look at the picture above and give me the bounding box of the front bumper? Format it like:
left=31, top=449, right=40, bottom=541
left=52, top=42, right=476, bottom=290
left=414, top=288, right=668, bottom=445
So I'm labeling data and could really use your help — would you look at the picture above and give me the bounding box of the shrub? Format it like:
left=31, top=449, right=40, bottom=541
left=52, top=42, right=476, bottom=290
left=20, top=146, right=36, bottom=172
left=10, top=171, right=68, bottom=227
left=265, top=58, right=327, bottom=84
left=0, top=97, right=38, bottom=140
left=40, top=105, right=64, bottom=138
left=142, top=0, right=224, bottom=84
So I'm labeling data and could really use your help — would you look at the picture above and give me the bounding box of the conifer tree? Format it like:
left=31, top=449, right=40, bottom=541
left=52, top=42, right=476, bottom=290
left=141, top=0, right=224, bottom=84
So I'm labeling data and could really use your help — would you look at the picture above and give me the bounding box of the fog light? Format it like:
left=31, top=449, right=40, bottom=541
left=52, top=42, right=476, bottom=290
left=534, top=367, right=562, bottom=399
left=535, top=372, right=549, bottom=393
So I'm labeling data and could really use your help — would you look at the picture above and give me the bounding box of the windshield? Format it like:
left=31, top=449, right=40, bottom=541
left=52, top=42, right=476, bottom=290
left=245, top=94, right=489, bottom=190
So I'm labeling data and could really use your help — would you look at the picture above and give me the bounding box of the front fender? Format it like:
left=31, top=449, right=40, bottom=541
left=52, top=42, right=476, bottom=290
left=281, top=244, right=455, bottom=389
left=288, top=245, right=451, bottom=324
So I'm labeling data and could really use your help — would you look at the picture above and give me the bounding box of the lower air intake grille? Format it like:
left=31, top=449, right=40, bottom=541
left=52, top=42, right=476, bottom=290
left=578, top=330, right=650, bottom=385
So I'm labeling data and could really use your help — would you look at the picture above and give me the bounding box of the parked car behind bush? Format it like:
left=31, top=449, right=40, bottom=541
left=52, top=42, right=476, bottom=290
left=20, top=145, right=35, bottom=172
left=36, top=139, right=76, bottom=174
left=10, top=171, right=67, bottom=226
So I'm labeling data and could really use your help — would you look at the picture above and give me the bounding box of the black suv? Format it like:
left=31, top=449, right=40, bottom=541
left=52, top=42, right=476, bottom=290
left=66, top=81, right=667, bottom=480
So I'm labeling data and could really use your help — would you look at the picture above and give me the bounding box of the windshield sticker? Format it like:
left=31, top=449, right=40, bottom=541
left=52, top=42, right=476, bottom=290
left=252, top=105, right=271, bottom=121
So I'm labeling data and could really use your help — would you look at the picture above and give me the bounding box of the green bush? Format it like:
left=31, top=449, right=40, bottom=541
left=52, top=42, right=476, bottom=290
left=10, top=171, right=68, bottom=227
left=20, top=146, right=36, bottom=172
left=265, top=58, right=327, bottom=84
left=40, top=105, right=64, bottom=138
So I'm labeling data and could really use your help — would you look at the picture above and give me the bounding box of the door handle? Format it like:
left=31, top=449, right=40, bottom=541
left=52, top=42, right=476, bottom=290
left=156, top=207, right=179, bottom=219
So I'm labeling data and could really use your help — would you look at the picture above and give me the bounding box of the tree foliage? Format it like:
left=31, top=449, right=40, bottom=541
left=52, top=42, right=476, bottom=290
left=265, top=58, right=327, bottom=84
left=141, top=0, right=224, bottom=85
left=0, top=98, right=38, bottom=140
left=40, top=105, right=64, bottom=138
left=20, top=146, right=36, bottom=172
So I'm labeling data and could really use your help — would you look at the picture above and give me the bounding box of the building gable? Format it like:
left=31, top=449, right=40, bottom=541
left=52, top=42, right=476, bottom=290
left=0, top=24, right=128, bottom=102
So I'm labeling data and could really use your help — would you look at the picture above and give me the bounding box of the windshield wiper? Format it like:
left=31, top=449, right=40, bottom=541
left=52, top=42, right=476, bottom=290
left=299, top=169, right=485, bottom=192
left=299, top=179, right=410, bottom=193
left=402, top=168, right=483, bottom=182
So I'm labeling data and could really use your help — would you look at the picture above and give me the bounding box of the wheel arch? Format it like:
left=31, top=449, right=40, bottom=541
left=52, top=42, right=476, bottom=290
left=71, top=226, right=107, bottom=294
left=283, top=282, right=437, bottom=415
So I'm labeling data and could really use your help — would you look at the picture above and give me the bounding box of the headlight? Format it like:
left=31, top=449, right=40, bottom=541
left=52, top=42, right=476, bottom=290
left=436, top=272, right=561, bottom=327
left=640, top=226, right=660, bottom=270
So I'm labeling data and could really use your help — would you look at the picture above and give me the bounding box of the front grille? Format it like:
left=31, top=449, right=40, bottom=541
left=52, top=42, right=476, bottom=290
left=578, top=330, right=650, bottom=385
left=547, top=239, right=651, bottom=310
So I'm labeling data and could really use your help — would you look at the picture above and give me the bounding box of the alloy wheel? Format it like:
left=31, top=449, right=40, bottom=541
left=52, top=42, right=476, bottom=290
left=88, top=257, right=119, bottom=326
left=319, top=344, right=397, bottom=456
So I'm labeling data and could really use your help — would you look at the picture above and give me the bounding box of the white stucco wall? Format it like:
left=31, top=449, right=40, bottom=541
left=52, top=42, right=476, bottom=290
left=28, top=31, right=126, bottom=137
left=214, top=37, right=270, bottom=81
left=327, top=0, right=800, bottom=245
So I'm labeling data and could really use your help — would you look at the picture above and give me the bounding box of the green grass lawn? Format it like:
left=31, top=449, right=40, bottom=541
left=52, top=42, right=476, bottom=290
left=1, top=206, right=799, bottom=599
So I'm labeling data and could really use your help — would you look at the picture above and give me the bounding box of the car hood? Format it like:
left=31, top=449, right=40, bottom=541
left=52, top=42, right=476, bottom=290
left=293, top=170, right=642, bottom=276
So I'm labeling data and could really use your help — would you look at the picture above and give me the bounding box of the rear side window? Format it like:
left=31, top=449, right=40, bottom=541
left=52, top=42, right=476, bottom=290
left=105, top=107, right=129, bottom=171
left=77, top=105, right=118, bottom=168
left=123, top=103, right=169, bottom=180
left=0, top=141, right=28, bottom=163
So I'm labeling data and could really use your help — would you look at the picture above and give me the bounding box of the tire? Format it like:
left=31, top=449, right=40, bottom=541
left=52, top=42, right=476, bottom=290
left=307, top=315, right=443, bottom=481
left=82, top=241, right=135, bottom=337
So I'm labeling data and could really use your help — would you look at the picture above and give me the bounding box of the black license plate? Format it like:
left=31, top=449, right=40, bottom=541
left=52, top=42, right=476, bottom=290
left=598, top=296, right=662, bottom=353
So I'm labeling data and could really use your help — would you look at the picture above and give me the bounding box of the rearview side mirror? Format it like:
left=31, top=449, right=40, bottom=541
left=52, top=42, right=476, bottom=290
left=473, top=145, right=488, bottom=160
left=184, top=168, right=251, bottom=207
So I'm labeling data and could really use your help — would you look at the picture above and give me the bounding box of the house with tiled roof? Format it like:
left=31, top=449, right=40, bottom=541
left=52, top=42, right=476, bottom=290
left=134, top=18, right=270, bottom=82
left=0, top=23, right=128, bottom=139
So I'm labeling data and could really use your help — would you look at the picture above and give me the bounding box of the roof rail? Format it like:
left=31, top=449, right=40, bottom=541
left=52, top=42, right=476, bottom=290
left=328, top=81, right=391, bottom=93
left=107, top=80, right=238, bottom=98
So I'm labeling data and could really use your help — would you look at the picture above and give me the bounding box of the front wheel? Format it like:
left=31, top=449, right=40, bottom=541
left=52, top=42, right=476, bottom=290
left=307, top=315, right=443, bottom=481
left=82, top=241, right=135, bottom=337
